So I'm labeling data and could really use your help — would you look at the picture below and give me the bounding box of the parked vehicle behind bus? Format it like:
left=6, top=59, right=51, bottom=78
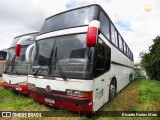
left=27, top=4, right=134, bottom=113
left=2, top=32, right=38, bottom=95
left=0, top=49, right=7, bottom=76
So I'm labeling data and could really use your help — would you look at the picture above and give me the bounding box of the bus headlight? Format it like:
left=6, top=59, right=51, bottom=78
left=18, top=81, right=27, bottom=86
left=72, top=90, right=80, bottom=96
left=28, top=83, right=35, bottom=88
left=66, top=89, right=90, bottom=97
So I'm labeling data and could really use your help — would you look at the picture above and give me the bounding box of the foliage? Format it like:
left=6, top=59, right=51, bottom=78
left=134, top=71, right=146, bottom=80
left=140, top=36, right=160, bottom=80
left=1, top=78, right=160, bottom=119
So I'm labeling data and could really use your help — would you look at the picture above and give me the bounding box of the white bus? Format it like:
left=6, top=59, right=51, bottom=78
left=2, top=32, right=38, bottom=95
left=27, top=4, right=134, bottom=113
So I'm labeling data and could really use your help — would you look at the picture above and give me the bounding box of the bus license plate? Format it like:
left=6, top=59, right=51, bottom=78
left=45, top=98, right=55, bottom=104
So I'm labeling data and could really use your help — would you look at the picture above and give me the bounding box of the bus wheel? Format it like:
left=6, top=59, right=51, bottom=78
left=109, top=79, right=116, bottom=101
left=129, top=75, right=132, bottom=83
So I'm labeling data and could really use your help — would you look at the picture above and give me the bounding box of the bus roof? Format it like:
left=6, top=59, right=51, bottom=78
left=45, top=4, right=100, bottom=20
left=14, top=31, right=39, bottom=39
left=9, top=32, right=39, bottom=48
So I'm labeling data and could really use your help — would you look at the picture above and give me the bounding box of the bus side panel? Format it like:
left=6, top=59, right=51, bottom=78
left=2, top=73, right=28, bottom=84
left=93, top=72, right=111, bottom=112
left=101, top=33, right=134, bottom=93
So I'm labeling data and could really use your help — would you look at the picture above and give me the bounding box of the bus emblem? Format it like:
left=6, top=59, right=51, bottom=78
left=46, top=85, right=51, bottom=92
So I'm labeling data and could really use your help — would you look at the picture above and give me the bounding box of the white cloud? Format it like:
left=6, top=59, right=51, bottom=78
left=0, top=0, right=68, bottom=48
left=31, top=0, right=68, bottom=18
left=95, top=0, right=160, bottom=62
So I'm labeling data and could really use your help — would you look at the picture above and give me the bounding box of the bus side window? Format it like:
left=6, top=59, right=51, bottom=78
left=105, top=45, right=111, bottom=71
left=95, top=39, right=111, bottom=76
left=118, top=35, right=123, bottom=51
left=99, top=11, right=110, bottom=40
left=111, top=24, right=118, bottom=47
left=123, top=41, right=126, bottom=54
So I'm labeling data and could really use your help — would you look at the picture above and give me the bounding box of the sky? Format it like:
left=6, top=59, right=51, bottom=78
left=0, top=0, right=160, bottom=62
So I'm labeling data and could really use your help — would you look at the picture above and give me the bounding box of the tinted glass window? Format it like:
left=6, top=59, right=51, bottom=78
left=0, top=51, right=7, bottom=60
left=123, top=42, right=127, bottom=54
left=129, top=50, right=132, bottom=59
left=22, top=39, right=34, bottom=46
left=111, top=24, right=118, bottom=47
left=119, top=35, right=123, bottom=51
left=50, top=35, right=93, bottom=78
left=4, top=46, right=31, bottom=74
left=40, top=6, right=99, bottom=34
left=127, top=47, right=129, bottom=57
left=99, top=11, right=110, bottom=39
left=105, top=44, right=111, bottom=71
left=95, top=39, right=111, bottom=77
left=115, top=30, right=118, bottom=47
left=13, top=46, right=30, bottom=74
left=33, top=38, right=55, bottom=67
left=31, top=34, right=93, bottom=79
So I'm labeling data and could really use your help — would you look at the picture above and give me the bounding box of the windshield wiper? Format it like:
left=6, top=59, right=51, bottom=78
left=33, top=42, right=55, bottom=77
left=13, top=58, right=21, bottom=75
left=4, top=61, right=11, bottom=73
left=54, top=47, right=67, bottom=81
left=33, top=65, right=43, bottom=76
left=48, top=43, right=55, bottom=75
left=4, top=56, right=15, bottom=73
left=56, top=59, right=67, bottom=81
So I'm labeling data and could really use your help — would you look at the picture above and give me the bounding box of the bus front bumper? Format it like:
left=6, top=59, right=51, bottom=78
left=28, top=88, right=93, bottom=114
left=2, top=82, right=28, bottom=95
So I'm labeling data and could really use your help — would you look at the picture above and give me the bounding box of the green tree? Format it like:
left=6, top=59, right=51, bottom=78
left=140, top=36, right=160, bottom=80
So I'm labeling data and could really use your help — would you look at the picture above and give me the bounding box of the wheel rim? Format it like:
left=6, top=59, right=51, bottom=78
left=109, top=84, right=116, bottom=100
left=129, top=76, right=132, bottom=82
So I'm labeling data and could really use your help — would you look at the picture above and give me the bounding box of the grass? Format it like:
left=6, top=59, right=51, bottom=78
left=0, top=78, right=160, bottom=120
left=138, top=79, right=160, bottom=111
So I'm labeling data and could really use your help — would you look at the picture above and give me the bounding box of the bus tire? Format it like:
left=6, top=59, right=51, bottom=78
left=129, top=75, right=132, bottom=83
left=109, top=78, right=117, bottom=101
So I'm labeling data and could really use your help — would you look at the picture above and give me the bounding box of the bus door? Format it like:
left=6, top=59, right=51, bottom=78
left=93, top=38, right=111, bottom=111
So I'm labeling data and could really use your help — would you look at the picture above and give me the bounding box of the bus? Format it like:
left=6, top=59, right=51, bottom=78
left=0, top=49, right=7, bottom=76
left=2, top=32, right=38, bottom=95
left=27, top=4, right=134, bottom=113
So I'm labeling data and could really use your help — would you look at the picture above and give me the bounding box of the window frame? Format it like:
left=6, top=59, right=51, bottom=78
left=94, top=38, right=111, bottom=77
left=111, top=23, right=118, bottom=47
left=99, top=11, right=110, bottom=40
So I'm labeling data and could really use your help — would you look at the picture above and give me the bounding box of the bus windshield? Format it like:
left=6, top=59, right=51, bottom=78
left=39, top=5, right=99, bottom=34
left=5, top=46, right=30, bottom=74
left=5, top=48, right=15, bottom=73
left=30, top=34, right=93, bottom=79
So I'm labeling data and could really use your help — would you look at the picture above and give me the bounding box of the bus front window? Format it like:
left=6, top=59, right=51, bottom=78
left=13, top=46, right=30, bottom=74
left=5, top=46, right=31, bottom=74
left=39, top=5, right=99, bottom=34
left=31, top=34, right=93, bottom=79
left=4, top=48, right=15, bottom=73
